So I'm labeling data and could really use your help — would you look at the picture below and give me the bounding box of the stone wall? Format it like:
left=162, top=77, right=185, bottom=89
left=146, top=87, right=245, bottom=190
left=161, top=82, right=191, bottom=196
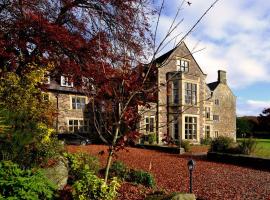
left=212, top=84, right=236, bottom=139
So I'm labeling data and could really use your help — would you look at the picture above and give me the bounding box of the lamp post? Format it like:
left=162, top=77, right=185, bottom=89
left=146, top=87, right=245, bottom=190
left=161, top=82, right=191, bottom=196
left=187, top=159, right=195, bottom=193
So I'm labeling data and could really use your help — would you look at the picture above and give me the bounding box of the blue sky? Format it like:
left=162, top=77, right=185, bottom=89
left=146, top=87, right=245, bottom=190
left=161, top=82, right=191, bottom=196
left=151, top=0, right=270, bottom=116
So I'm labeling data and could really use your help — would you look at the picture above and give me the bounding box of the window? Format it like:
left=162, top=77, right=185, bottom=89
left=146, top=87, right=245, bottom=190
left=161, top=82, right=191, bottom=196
left=42, top=93, right=50, bottom=101
left=72, top=96, right=86, bottom=109
left=213, top=115, right=219, bottom=122
left=43, top=74, right=50, bottom=84
left=172, top=80, right=179, bottom=104
left=68, top=119, right=89, bottom=133
left=176, top=59, right=189, bottom=72
left=214, top=131, right=219, bottom=138
left=173, top=116, right=179, bottom=140
left=215, top=99, right=220, bottom=105
left=185, top=83, right=197, bottom=105
left=205, top=126, right=210, bottom=138
left=205, top=107, right=211, bottom=119
left=185, top=116, right=197, bottom=139
left=145, top=116, right=155, bottom=133
left=61, top=76, right=73, bottom=87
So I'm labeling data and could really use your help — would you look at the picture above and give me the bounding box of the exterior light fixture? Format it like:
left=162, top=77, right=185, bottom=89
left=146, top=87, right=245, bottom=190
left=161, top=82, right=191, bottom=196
left=187, top=159, right=195, bottom=193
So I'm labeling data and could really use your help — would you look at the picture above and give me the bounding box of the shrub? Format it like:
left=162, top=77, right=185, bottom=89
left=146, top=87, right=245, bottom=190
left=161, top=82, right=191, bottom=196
left=200, top=137, right=212, bottom=145
left=110, top=160, right=129, bottom=180
left=180, top=140, right=191, bottom=152
left=128, top=169, right=156, bottom=188
left=72, top=170, right=120, bottom=200
left=148, top=133, right=156, bottom=144
left=238, top=138, right=257, bottom=155
left=65, top=153, right=100, bottom=182
left=210, top=136, right=235, bottom=153
left=0, top=161, right=57, bottom=199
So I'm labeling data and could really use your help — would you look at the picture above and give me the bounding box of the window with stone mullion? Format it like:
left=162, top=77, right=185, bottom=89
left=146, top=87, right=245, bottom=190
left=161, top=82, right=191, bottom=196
left=172, top=80, right=179, bottom=104
left=185, top=83, right=197, bottom=105
left=185, top=116, right=197, bottom=139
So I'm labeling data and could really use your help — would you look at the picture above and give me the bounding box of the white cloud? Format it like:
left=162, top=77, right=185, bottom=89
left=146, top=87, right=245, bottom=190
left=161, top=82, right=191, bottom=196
left=152, top=0, right=270, bottom=89
left=237, top=100, right=270, bottom=116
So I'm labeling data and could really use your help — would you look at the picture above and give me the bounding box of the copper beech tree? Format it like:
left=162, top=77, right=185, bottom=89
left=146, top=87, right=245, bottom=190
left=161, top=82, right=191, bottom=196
left=0, top=0, right=220, bottom=183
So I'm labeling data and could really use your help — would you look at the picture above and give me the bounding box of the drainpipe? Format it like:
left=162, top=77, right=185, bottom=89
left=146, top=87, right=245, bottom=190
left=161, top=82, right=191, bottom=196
left=55, top=93, right=59, bottom=133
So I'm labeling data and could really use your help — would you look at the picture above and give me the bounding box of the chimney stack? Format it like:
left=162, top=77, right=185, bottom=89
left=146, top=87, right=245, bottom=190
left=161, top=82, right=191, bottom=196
left=218, top=70, right=227, bottom=84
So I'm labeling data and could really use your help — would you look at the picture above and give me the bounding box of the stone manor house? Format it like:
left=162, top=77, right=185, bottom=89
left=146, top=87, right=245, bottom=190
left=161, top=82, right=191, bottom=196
left=45, top=42, right=236, bottom=144
left=139, top=42, right=236, bottom=144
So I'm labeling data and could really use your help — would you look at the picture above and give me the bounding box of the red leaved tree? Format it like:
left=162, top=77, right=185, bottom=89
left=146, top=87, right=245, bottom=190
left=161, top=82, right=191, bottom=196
left=0, top=0, right=220, bottom=184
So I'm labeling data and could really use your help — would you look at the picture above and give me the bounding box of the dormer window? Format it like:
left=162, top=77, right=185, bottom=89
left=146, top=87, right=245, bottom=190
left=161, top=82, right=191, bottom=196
left=176, top=59, right=189, bottom=72
left=43, top=73, right=50, bottom=84
left=61, top=76, right=73, bottom=87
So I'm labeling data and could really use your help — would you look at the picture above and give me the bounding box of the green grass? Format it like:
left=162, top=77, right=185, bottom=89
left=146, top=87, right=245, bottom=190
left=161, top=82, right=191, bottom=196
left=237, top=138, right=270, bottom=158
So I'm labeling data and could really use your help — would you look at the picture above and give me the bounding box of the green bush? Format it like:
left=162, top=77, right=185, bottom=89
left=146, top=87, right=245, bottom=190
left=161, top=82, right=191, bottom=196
left=210, top=136, right=235, bottom=153
left=64, top=153, right=100, bottom=183
left=72, top=170, right=120, bottom=200
left=110, top=160, right=129, bottom=180
left=200, top=137, right=212, bottom=145
left=181, top=140, right=191, bottom=152
left=0, top=161, right=57, bottom=199
left=108, top=160, right=156, bottom=188
left=238, top=138, right=257, bottom=155
left=148, top=133, right=156, bottom=144
left=128, top=169, right=156, bottom=188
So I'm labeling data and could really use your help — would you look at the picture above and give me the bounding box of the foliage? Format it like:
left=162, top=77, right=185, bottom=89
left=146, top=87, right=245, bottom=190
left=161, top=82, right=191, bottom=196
left=0, top=65, right=58, bottom=167
left=258, top=108, right=270, bottom=132
left=181, top=140, right=191, bottom=152
left=129, top=169, right=156, bottom=188
left=110, top=160, right=129, bottom=180
left=236, top=118, right=254, bottom=138
left=109, top=160, right=155, bottom=188
left=238, top=138, right=257, bottom=155
left=210, top=136, right=235, bottom=153
left=200, top=137, right=212, bottom=145
left=0, top=161, right=57, bottom=200
left=72, top=170, right=120, bottom=200
left=64, top=153, right=100, bottom=182
left=148, top=133, right=157, bottom=144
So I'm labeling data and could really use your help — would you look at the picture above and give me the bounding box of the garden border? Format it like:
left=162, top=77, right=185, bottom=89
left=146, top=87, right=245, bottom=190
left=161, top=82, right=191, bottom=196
left=207, top=152, right=270, bottom=171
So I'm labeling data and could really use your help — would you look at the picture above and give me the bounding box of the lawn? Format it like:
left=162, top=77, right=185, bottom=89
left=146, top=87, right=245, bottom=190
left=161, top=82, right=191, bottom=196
left=237, top=138, right=270, bottom=158
left=67, top=145, right=270, bottom=200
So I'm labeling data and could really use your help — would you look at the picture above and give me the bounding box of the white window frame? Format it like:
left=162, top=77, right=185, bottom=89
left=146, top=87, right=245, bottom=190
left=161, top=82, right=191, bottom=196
left=71, top=96, right=87, bottom=110
left=61, top=75, right=73, bottom=87
left=145, top=116, right=155, bottom=134
left=185, top=82, right=197, bottom=105
left=184, top=116, right=197, bottom=140
left=215, top=99, right=220, bottom=105
left=68, top=119, right=89, bottom=133
left=176, top=59, right=189, bottom=72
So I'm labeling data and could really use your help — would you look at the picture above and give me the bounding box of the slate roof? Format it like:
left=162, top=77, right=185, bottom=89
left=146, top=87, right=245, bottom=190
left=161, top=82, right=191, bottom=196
left=207, top=81, right=219, bottom=91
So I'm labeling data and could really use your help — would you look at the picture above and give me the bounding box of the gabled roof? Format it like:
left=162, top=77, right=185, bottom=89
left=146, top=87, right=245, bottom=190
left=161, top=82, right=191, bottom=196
left=207, top=81, right=219, bottom=91
left=154, top=47, right=176, bottom=63
left=153, top=42, right=206, bottom=75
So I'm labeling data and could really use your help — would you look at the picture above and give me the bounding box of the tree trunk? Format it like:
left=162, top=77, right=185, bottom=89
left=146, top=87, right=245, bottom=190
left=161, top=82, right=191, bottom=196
left=104, top=123, right=120, bottom=184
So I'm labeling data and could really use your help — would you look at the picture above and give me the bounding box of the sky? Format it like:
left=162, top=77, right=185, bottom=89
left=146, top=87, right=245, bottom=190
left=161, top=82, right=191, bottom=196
left=151, top=0, right=270, bottom=116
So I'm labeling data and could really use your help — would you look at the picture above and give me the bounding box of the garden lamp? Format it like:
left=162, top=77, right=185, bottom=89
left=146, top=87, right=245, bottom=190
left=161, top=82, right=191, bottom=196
left=187, top=159, right=195, bottom=193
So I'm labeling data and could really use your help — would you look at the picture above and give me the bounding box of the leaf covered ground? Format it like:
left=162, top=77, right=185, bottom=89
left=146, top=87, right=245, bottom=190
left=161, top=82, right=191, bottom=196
left=67, top=145, right=270, bottom=200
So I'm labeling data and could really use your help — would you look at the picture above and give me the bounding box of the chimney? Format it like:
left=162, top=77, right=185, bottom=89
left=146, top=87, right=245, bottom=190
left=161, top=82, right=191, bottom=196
left=218, top=70, right=227, bottom=84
